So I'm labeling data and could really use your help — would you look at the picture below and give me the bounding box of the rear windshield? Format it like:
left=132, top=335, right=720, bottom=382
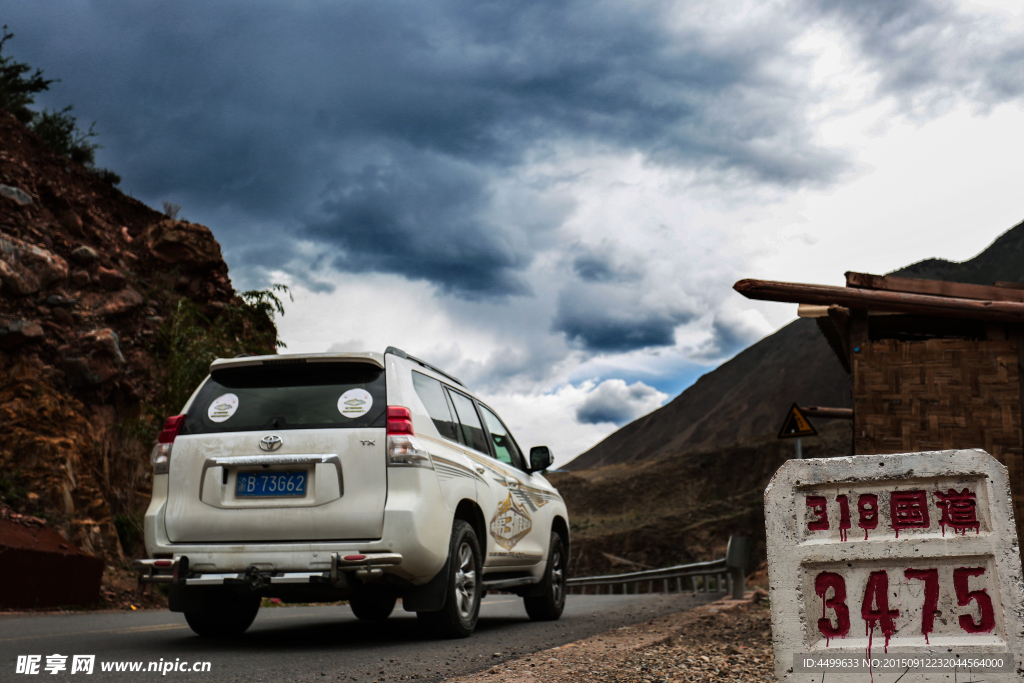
left=181, top=362, right=386, bottom=434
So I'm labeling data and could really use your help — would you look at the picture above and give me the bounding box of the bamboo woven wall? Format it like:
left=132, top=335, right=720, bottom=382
left=853, top=338, right=1024, bottom=550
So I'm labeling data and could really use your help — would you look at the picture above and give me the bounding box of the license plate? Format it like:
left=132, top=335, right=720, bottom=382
left=236, top=471, right=307, bottom=497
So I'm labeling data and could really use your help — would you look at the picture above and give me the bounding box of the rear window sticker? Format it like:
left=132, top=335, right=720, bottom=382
left=208, top=393, right=239, bottom=423
left=338, top=388, right=373, bottom=418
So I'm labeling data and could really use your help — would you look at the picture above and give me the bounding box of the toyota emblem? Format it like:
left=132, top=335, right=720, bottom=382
left=259, top=435, right=283, bottom=452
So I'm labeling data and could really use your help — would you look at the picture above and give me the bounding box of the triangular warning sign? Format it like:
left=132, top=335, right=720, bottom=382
left=777, top=403, right=817, bottom=439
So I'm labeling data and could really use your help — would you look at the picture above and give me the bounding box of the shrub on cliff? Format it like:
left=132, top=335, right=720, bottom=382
left=0, top=25, right=52, bottom=123
left=156, top=284, right=292, bottom=414
left=0, top=25, right=119, bottom=184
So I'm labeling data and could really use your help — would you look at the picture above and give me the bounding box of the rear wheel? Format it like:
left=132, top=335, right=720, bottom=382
left=183, top=589, right=260, bottom=637
left=524, top=532, right=566, bottom=621
left=417, top=520, right=481, bottom=638
left=350, top=587, right=397, bottom=621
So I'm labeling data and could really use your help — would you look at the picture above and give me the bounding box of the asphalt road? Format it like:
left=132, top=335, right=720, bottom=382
left=0, top=592, right=713, bottom=682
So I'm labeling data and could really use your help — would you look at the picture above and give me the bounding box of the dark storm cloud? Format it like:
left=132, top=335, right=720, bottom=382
left=8, top=1, right=1020, bottom=298
left=576, top=380, right=663, bottom=425
left=306, top=151, right=533, bottom=295
left=553, top=283, right=694, bottom=352
left=571, top=245, right=642, bottom=283
left=3, top=0, right=850, bottom=296
left=559, top=315, right=682, bottom=352
left=692, top=313, right=769, bottom=361
left=810, top=0, right=1024, bottom=109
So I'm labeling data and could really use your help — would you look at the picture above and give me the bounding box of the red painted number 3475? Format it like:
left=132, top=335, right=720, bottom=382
left=815, top=567, right=995, bottom=643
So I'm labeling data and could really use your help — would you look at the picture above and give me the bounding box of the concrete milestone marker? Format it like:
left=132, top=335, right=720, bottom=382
left=765, top=449, right=1024, bottom=681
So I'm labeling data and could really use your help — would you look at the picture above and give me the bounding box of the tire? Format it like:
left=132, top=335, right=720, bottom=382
left=350, top=587, right=397, bottom=622
left=183, top=589, right=260, bottom=637
left=417, top=519, right=482, bottom=638
left=524, top=532, right=566, bottom=621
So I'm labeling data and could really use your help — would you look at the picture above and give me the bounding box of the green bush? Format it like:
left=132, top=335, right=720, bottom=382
left=0, top=24, right=116, bottom=183
left=29, top=105, right=99, bottom=166
left=155, top=285, right=292, bottom=413
left=0, top=470, right=28, bottom=507
left=0, top=25, right=53, bottom=123
left=92, top=167, right=121, bottom=186
left=113, top=511, right=145, bottom=555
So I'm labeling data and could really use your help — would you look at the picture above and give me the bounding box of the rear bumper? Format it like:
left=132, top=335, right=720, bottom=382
left=135, top=552, right=403, bottom=585
left=143, top=468, right=451, bottom=583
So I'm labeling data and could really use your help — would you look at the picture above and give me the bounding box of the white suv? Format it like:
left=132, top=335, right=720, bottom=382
left=137, top=347, right=569, bottom=638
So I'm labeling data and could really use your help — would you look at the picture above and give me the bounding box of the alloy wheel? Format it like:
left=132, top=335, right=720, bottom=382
left=454, top=541, right=477, bottom=619
left=550, top=545, right=564, bottom=605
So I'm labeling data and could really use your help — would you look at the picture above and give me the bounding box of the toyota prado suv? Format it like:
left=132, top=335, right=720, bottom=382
left=137, top=347, right=569, bottom=638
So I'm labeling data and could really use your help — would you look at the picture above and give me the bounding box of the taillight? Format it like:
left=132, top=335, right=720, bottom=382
left=387, top=406, right=414, bottom=435
left=385, top=406, right=431, bottom=469
left=151, top=415, right=185, bottom=474
left=158, top=415, right=185, bottom=443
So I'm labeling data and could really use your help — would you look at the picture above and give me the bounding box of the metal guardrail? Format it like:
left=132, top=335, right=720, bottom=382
left=566, top=536, right=750, bottom=600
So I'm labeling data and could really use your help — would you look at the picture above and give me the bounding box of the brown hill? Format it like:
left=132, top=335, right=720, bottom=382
left=0, top=109, right=272, bottom=606
left=565, top=218, right=1024, bottom=471
left=892, top=218, right=1024, bottom=284
left=550, top=421, right=852, bottom=576
left=565, top=317, right=851, bottom=470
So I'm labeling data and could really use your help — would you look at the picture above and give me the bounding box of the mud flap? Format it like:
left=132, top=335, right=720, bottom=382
left=169, top=584, right=220, bottom=613
left=517, top=581, right=547, bottom=598
left=400, top=556, right=450, bottom=612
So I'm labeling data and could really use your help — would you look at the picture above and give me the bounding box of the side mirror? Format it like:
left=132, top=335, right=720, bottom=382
left=529, top=446, right=554, bottom=473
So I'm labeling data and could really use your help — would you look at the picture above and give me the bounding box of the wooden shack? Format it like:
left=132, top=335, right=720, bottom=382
left=735, top=272, right=1024, bottom=554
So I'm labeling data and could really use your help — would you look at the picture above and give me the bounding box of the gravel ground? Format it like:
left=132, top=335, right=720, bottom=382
left=446, top=593, right=774, bottom=683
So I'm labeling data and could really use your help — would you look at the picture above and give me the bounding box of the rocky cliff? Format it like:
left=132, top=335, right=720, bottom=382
left=0, top=108, right=258, bottom=604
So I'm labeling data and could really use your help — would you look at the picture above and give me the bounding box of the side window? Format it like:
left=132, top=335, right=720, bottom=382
left=412, top=372, right=458, bottom=441
left=479, top=404, right=525, bottom=469
left=447, top=390, right=491, bottom=455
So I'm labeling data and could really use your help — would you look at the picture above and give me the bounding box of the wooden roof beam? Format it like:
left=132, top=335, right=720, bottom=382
left=845, top=271, right=1024, bottom=303
left=734, top=278, right=1024, bottom=323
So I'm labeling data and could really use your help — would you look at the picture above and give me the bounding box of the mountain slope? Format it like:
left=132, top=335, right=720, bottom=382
left=893, top=219, right=1024, bottom=284
left=565, top=317, right=851, bottom=469
left=565, top=218, right=1024, bottom=470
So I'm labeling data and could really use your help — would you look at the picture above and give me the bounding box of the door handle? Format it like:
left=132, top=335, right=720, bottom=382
left=475, top=467, right=485, bottom=474
left=505, top=478, right=520, bottom=488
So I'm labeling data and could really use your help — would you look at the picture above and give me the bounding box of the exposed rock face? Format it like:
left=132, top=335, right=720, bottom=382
left=80, top=288, right=145, bottom=319
left=70, top=245, right=99, bottom=265
left=0, top=319, right=44, bottom=349
left=0, top=234, right=69, bottom=295
left=0, top=356, right=122, bottom=559
left=60, top=328, right=126, bottom=388
left=0, top=107, right=252, bottom=599
left=96, top=266, right=125, bottom=290
left=0, top=183, right=33, bottom=205
left=143, top=219, right=224, bottom=268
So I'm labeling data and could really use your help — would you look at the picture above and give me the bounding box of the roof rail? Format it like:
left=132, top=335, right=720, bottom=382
left=385, top=346, right=464, bottom=387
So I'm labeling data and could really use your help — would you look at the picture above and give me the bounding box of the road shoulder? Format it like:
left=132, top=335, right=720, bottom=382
left=446, top=592, right=773, bottom=683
